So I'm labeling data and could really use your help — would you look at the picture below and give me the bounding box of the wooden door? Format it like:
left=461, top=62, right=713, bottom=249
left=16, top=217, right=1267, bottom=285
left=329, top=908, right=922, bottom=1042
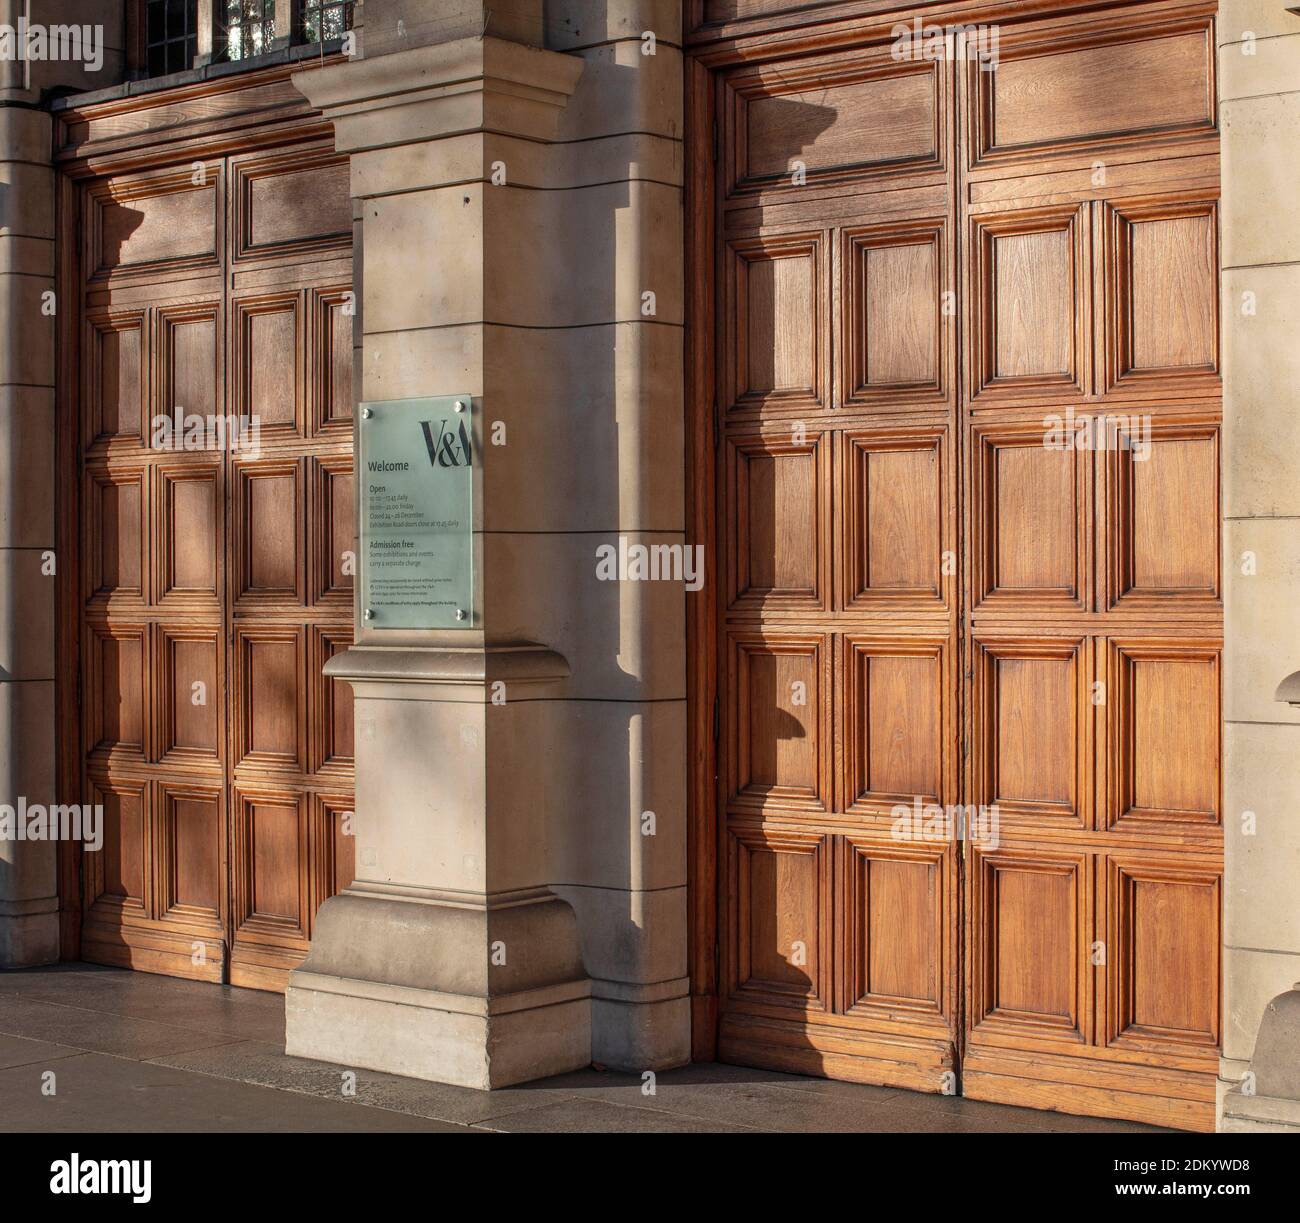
left=77, top=137, right=356, bottom=991
left=713, top=38, right=962, bottom=1093
left=957, top=1, right=1222, bottom=1132
left=707, top=0, right=1221, bottom=1130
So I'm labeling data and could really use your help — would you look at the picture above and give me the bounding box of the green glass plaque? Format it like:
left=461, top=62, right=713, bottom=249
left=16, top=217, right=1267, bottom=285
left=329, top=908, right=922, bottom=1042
left=359, top=395, right=475, bottom=630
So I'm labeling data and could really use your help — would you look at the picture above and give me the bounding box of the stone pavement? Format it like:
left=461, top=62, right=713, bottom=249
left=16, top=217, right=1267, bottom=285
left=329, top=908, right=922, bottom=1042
left=0, top=964, right=1170, bottom=1134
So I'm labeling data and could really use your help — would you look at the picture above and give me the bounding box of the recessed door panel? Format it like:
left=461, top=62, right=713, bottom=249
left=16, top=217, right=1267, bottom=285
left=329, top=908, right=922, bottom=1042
left=726, top=234, right=826, bottom=412
left=730, top=828, right=830, bottom=1009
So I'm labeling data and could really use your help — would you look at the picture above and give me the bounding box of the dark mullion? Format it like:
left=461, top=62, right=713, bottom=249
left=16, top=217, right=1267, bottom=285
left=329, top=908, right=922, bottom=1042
left=284, top=0, right=306, bottom=50
left=145, top=0, right=200, bottom=77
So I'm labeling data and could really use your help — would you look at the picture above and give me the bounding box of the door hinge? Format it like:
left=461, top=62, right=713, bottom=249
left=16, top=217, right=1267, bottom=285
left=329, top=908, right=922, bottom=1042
left=712, top=694, right=720, bottom=747
left=713, top=400, right=721, bottom=449
left=75, top=669, right=82, bottom=709
left=712, top=120, right=719, bottom=164
left=714, top=941, right=720, bottom=973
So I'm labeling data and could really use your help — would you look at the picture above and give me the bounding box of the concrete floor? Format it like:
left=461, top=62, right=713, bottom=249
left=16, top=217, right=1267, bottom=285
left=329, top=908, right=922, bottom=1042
left=0, top=964, right=1169, bottom=1133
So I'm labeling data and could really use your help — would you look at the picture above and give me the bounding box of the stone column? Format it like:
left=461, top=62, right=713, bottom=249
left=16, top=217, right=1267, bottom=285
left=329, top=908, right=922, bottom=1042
left=1217, top=1, right=1300, bottom=1132
left=284, top=17, right=596, bottom=1090
left=533, top=2, right=691, bottom=1073
left=0, top=1, right=61, bottom=967
left=286, top=0, right=690, bottom=1086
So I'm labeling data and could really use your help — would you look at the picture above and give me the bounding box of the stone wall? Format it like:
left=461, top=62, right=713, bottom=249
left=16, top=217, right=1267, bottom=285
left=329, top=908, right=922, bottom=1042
left=0, top=0, right=125, bottom=966
left=1218, top=0, right=1300, bottom=1131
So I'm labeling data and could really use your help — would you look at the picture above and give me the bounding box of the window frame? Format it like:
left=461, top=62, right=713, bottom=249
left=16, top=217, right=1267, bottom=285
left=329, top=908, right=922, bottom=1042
left=142, top=0, right=201, bottom=79
left=130, top=0, right=354, bottom=79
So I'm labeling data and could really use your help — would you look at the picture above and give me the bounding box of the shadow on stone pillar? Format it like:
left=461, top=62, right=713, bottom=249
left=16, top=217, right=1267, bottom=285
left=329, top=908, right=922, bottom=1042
left=0, top=682, right=60, bottom=962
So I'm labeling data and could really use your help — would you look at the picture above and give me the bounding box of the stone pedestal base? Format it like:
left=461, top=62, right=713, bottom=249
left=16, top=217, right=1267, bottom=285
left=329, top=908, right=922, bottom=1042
left=1220, top=1094, right=1300, bottom=1132
left=0, top=896, right=59, bottom=968
left=285, top=889, right=592, bottom=1089
left=591, top=989, right=690, bottom=1071
left=1220, top=985, right=1300, bottom=1132
left=287, top=976, right=590, bottom=1090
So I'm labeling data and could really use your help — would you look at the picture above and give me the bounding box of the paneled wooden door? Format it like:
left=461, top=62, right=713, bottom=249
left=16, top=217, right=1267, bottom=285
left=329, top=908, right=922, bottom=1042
left=707, top=0, right=1222, bottom=1130
left=76, top=138, right=356, bottom=991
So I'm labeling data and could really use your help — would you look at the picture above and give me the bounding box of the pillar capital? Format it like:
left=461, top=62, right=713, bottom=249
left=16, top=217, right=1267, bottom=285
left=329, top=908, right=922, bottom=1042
left=292, top=35, right=584, bottom=152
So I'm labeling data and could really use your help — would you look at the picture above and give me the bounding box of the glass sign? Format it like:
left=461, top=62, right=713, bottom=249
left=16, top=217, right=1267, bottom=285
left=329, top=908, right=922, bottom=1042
left=358, top=395, right=475, bottom=630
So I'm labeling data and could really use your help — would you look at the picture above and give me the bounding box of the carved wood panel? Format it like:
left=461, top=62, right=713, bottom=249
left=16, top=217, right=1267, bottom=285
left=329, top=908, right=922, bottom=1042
left=971, top=423, right=1089, bottom=610
left=842, top=637, right=947, bottom=813
left=969, top=10, right=1215, bottom=168
left=839, top=427, right=949, bottom=610
left=839, top=836, right=950, bottom=1021
left=724, top=232, right=828, bottom=415
left=76, top=135, right=354, bottom=991
left=970, top=637, right=1091, bottom=832
left=721, top=46, right=944, bottom=198
left=1103, top=855, right=1221, bottom=1050
left=969, top=204, right=1089, bottom=402
left=725, top=429, right=830, bottom=611
left=727, top=632, right=831, bottom=812
left=727, top=825, right=833, bottom=1012
left=969, top=847, right=1091, bottom=1043
left=841, top=219, right=949, bottom=406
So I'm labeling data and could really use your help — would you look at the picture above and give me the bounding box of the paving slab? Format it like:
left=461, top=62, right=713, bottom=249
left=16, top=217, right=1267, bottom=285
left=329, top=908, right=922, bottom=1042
left=0, top=964, right=285, bottom=1045
left=476, top=1097, right=760, bottom=1133
left=0, top=995, right=241, bottom=1062
left=0, top=1053, right=471, bottom=1134
left=0, top=1032, right=83, bottom=1071
left=152, top=1039, right=568, bottom=1126
left=535, top=1065, right=1042, bottom=1133
left=578, top=1058, right=906, bottom=1103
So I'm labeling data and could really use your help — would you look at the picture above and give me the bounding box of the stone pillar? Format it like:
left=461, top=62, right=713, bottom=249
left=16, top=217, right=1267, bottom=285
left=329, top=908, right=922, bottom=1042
left=0, top=2, right=61, bottom=967
left=534, top=2, right=691, bottom=1073
left=1217, top=1, right=1300, bottom=1132
left=281, top=6, right=609, bottom=1088
left=286, top=0, right=690, bottom=1086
